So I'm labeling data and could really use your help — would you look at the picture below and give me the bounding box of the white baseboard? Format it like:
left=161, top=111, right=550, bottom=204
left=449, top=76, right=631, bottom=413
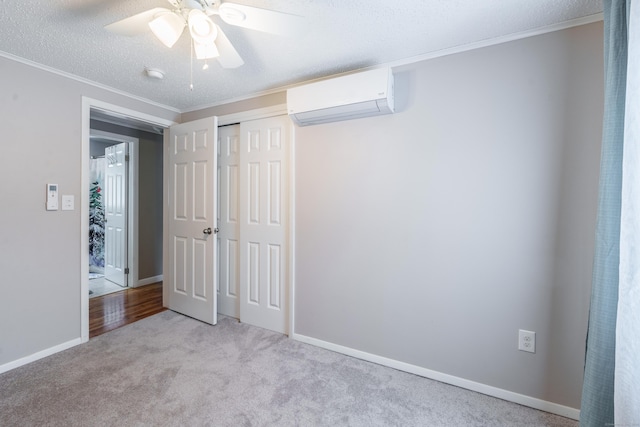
left=137, top=274, right=163, bottom=287
left=291, top=333, right=580, bottom=421
left=0, top=338, right=82, bottom=375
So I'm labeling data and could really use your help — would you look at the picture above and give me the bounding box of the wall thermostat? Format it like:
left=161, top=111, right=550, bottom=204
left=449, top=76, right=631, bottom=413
left=46, top=183, right=59, bottom=211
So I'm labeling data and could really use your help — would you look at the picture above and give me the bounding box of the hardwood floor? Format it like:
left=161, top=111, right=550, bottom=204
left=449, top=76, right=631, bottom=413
left=89, top=282, right=166, bottom=338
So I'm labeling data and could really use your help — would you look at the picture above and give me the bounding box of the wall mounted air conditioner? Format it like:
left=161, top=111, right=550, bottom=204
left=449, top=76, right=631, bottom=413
left=287, top=67, right=394, bottom=126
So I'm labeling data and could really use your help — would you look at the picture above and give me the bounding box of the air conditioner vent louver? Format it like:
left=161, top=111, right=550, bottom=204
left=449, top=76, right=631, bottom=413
left=287, top=68, right=394, bottom=126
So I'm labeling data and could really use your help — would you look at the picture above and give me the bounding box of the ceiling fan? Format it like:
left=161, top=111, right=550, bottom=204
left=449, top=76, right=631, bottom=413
left=105, top=0, right=303, bottom=69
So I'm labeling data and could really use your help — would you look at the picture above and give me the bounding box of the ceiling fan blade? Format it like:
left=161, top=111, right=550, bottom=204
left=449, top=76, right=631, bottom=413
left=214, top=26, right=244, bottom=69
left=105, top=7, right=171, bottom=36
left=217, top=3, right=303, bottom=36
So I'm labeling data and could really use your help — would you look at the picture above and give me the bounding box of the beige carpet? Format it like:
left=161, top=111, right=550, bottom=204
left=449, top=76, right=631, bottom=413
left=0, top=311, right=577, bottom=426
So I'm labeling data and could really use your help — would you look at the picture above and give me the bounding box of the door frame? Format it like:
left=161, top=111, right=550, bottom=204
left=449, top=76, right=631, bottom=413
left=91, top=130, right=138, bottom=288
left=81, top=97, right=176, bottom=343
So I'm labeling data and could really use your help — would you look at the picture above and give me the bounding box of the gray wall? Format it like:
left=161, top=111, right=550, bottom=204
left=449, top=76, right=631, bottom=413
left=187, top=22, right=604, bottom=410
left=183, top=92, right=286, bottom=119
left=89, top=139, right=113, bottom=158
left=138, top=132, right=164, bottom=280
left=293, top=23, right=603, bottom=409
left=0, top=55, right=178, bottom=366
left=89, top=121, right=164, bottom=280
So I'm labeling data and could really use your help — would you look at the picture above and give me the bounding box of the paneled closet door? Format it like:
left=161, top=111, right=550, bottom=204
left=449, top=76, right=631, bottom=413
left=166, top=117, right=218, bottom=325
left=217, top=124, right=241, bottom=318
left=238, top=115, right=291, bottom=334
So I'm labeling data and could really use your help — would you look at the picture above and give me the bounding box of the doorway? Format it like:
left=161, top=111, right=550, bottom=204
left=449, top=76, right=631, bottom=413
left=89, top=131, right=137, bottom=298
left=81, top=98, right=173, bottom=342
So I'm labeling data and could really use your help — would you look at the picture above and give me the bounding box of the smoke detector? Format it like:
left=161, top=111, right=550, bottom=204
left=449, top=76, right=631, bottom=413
left=145, top=68, right=165, bottom=80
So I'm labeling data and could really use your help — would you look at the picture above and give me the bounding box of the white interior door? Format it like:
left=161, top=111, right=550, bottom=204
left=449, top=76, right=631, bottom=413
left=217, top=124, right=241, bottom=318
left=167, top=117, right=219, bottom=325
left=104, top=142, right=128, bottom=287
left=239, top=116, right=290, bottom=334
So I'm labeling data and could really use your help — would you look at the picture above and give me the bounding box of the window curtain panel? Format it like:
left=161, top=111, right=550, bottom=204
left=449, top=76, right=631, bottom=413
left=615, top=0, right=640, bottom=423
left=580, top=0, right=639, bottom=425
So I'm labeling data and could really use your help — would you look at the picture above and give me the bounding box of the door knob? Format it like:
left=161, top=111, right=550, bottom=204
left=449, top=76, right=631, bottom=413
left=203, top=227, right=219, bottom=235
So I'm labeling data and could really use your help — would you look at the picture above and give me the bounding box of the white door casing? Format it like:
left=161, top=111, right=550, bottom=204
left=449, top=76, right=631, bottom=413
left=217, top=124, right=241, bottom=318
left=104, top=142, right=128, bottom=287
left=167, top=117, right=219, bottom=325
left=82, top=97, right=174, bottom=343
left=239, top=116, right=290, bottom=334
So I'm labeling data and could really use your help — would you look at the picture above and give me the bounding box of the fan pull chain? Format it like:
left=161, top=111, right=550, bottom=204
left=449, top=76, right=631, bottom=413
left=190, top=38, right=194, bottom=91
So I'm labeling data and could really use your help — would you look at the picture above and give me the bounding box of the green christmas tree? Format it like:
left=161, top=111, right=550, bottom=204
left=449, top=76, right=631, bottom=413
left=89, top=181, right=105, bottom=268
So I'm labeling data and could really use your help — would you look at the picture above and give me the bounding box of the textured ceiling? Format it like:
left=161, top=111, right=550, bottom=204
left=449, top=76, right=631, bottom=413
left=0, top=0, right=603, bottom=112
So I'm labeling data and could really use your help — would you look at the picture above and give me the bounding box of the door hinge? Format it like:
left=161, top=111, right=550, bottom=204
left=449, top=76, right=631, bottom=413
left=124, top=267, right=130, bottom=275
left=125, top=154, right=130, bottom=162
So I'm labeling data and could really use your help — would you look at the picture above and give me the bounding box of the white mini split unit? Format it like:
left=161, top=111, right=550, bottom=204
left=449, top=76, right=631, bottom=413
left=287, top=67, right=395, bottom=126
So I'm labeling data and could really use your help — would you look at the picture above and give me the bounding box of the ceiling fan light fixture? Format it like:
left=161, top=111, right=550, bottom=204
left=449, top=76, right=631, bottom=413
left=148, top=12, right=185, bottom=48
left=194, top=41, right=220, bottom=60
left=188, top=9, right=217, bottom=45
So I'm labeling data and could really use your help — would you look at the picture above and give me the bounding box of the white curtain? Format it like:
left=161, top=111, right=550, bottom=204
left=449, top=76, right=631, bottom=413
left=616, top=0, right=640, bottom=423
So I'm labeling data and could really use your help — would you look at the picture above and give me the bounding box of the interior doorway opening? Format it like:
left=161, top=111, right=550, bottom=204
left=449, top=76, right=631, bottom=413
left=82, top=99, right=173, bottom=342
left=89, top=131, right=137, bottom=298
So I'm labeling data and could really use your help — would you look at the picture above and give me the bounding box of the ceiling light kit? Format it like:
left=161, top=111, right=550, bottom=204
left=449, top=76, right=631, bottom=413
left=147, top=10, right=186, bottom=48
left=106, top=0, right=303, bottom=73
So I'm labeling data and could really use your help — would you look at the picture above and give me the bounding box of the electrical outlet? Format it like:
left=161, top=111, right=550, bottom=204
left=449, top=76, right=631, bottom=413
left=518, top=330, right=536, bottom=353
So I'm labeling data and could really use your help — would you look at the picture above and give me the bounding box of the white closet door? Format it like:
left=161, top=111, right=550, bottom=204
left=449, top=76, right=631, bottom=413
left=167, top=117, right=218, bottom=325
left=217, top=124, right=241, bottom=318
left=239, top=115, right=291, bottom=334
